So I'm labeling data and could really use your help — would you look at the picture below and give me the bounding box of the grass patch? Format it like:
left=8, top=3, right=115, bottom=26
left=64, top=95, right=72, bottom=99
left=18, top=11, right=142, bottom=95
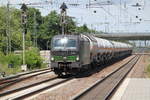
left=146, top=56, right=150, bottom=78
left=0, top=64, right=22, bottom=76
left=0, top=52, right=22, bottom=76
left=146, top=64, right=150, bottom=77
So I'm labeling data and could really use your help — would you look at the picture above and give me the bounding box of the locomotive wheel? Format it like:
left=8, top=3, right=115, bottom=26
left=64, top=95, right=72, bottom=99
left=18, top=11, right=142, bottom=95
left=54, top=71, right=62, bottom=77
left=57, top=73, right=63, bottom=77
left=54, top=69, right=63, bottom=77
left=91, top=62, right=97, bottom=68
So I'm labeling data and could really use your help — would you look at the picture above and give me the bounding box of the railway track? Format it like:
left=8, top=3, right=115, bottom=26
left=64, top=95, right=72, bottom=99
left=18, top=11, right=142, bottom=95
left=0, top=59, right=113, bottom=100
left=0, top=75, right=74, bottom=100
left=0, top=68, right=51, bottom=90
left=72, top=55, right=140, bottom=100
left=0, top=56, right=138, bottom=100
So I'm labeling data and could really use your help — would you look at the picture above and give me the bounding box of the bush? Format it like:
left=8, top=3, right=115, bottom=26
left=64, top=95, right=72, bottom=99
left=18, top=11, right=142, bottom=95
left=5, top=53, right=22, bottom=67
left=0, top=52, right=21, bottom=66
left=0, top=52, right=6, bottom=64
left=0, top=52, right=22, bottom=76
left=25, top=48, right=43, bottom=69
left=0, top=48, right=43, bottom=76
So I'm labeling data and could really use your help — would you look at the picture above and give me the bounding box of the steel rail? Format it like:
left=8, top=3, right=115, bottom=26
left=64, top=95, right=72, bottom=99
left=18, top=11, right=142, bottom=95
left=1, top=64, right=100, bottom=100
left=72, top=55, right=140, bottom=100
left=0, top=68, right=51, bottom=82
left=3, top=77, right=74, bottom=100
left=0, top=76, right=58, bottom=97
left=0, top=68, right=52, bottom=90
left=104, top=56, right=140, bottom=100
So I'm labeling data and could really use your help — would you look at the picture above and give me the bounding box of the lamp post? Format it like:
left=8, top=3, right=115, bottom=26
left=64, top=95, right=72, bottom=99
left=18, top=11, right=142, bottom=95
left=21, top=3, right=28, bottom=71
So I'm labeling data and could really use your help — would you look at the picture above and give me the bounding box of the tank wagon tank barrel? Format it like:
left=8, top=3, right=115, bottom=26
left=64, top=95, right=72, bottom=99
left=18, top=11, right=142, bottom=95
left=50, top=34, right=133, bottom=76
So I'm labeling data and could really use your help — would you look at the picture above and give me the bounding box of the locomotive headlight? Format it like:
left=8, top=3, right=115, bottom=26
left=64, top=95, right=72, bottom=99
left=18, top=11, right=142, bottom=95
left=51, top=57, right=54, bottom=61
left=76, top=56, right=79, bottom=61
left=63, top=57, right=67, bottom=60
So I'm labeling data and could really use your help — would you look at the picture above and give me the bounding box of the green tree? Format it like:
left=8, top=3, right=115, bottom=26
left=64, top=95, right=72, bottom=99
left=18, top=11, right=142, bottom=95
left=0, top=7, right=23, bottom=53
left=0, top=6, right=98, bottom=52
left=27, top=8, right=43, bottom=46
left=38, top=11, right=61, bottom=49
left=76, top=24, right=90, bottom=33
left=66, top=16, right=76, bottom=33
left=0, top=7, right=8, bottom=53
left=10, top=8, right=22, bottom=51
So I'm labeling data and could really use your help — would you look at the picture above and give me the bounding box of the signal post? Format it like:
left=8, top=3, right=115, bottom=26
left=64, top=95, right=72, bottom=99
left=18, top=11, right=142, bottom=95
left=21, top=4, right=28, bottom=71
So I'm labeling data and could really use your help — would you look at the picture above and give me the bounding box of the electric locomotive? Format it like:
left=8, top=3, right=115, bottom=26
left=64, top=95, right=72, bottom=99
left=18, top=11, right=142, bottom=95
left=50, top=34, right=94, bottom=75
left=50, top=34, right=132, bottom=76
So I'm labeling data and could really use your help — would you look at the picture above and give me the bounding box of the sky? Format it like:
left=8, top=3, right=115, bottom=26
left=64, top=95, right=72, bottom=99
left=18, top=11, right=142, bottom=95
left=0, top=0, right=150, bottom=33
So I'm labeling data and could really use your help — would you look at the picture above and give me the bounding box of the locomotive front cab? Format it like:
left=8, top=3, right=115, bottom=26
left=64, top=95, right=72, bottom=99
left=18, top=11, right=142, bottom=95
left=50, top=35, right=80, bottom=75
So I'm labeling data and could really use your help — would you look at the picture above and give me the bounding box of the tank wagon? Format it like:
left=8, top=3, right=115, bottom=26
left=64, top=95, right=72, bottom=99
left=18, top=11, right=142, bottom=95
left=50, top=34, right=132, bottom=76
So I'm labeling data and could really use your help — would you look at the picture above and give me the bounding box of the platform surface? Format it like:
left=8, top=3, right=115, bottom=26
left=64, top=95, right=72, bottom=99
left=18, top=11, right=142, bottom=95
left=111, top=78, right=150, bottom=100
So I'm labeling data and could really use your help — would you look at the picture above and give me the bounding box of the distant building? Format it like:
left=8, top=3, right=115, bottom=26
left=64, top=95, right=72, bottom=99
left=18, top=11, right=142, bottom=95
left=40, top=50, right=51, bottom=66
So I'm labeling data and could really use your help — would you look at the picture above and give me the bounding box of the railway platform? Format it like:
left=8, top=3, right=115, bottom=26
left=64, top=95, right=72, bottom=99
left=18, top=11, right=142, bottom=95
left=111, top=78, right=150, bottom=100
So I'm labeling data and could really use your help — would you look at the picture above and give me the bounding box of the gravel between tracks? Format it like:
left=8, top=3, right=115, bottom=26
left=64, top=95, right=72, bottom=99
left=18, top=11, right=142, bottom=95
left=26, top=56, right=135, bottom=100
left=128, top=55, right=150, bottom=78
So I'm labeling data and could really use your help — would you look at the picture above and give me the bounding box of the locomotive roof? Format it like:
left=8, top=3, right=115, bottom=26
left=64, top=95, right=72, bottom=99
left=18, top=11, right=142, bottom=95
left=53, top=34, right=79, bottom=39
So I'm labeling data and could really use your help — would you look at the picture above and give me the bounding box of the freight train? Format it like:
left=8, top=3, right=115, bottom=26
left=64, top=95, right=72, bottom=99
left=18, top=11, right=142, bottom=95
left=50, top=34, right=132, bottom=76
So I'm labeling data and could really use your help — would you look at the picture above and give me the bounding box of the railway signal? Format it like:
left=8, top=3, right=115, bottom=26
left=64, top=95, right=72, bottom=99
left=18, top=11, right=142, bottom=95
left=21, top=3, right=28, bottom=31
left=60, top=2, right=68, bottom=35
left=21, top=3, right=28, bottom=71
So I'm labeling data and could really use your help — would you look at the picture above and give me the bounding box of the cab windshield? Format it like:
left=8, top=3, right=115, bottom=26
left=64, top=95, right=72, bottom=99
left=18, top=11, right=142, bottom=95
left=52, top=37, right=77, bottom=49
